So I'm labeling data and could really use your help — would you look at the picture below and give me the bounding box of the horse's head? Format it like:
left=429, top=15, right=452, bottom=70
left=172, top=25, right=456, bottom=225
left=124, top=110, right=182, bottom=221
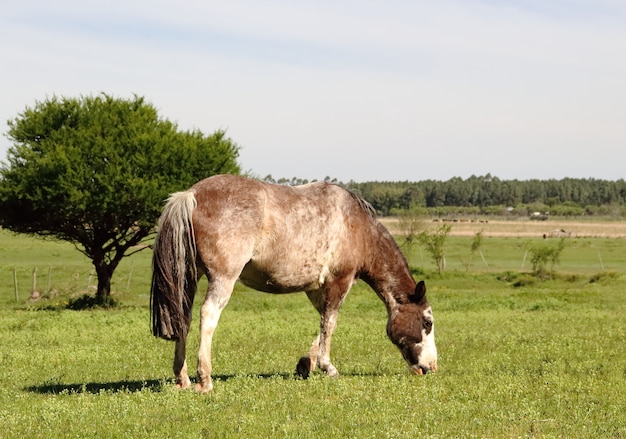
left=387, top=280, right=438, bottom=375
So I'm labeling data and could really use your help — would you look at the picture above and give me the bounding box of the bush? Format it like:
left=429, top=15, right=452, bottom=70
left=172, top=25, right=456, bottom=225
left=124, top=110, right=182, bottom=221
left=527, top=238, right=567, bottom=277
left=66, top=294, right=119, bottom=310
left=418, top=224, right=451, bottom=274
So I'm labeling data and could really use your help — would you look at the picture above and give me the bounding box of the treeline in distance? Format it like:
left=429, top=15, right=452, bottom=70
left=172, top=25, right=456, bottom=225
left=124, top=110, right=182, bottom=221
left=263, top=174, right=626, bottom=217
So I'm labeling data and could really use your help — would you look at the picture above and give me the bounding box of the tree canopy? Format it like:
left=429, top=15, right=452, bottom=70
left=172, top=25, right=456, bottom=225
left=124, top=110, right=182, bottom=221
left=0, top=93, right=241, bottom=303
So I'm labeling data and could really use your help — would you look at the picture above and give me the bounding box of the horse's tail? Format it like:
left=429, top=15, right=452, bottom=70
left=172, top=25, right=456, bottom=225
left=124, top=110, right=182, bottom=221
left=151, top=190, right=198, bottom=341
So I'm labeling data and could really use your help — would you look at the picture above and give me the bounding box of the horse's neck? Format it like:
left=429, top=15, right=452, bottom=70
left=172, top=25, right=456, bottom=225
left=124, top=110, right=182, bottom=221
left=361, top=223, right=416, bottom=309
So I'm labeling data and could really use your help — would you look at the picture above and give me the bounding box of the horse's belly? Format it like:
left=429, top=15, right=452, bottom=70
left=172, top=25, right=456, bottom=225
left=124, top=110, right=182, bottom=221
left=239, top=260, right=326, bottom=294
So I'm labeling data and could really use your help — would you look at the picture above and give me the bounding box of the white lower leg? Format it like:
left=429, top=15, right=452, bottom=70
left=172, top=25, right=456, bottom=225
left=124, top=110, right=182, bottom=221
left=196, top=306, right=218, bottom=392
left=196, top=284, right=231, bottom=393
left=318, top=314, right=339, bottom=377
left=308, top=334, right=320, bottom=371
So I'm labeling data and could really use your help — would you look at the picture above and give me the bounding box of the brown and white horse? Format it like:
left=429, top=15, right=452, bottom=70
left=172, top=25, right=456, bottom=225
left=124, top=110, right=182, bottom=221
left=151, top=174, right=437, bottom=392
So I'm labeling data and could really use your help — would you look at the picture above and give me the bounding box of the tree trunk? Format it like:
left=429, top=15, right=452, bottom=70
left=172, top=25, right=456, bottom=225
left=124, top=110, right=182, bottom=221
left=93, top=257, right=117, bottom=305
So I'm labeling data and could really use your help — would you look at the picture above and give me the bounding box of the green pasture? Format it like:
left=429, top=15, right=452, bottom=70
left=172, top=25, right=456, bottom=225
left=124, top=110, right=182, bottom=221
left=1, top=229, right=625, bottom=438
left=409, top=235, right=626, bottom=275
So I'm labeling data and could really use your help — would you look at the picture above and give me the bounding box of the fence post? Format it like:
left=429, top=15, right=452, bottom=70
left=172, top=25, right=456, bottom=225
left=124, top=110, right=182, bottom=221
left=87, top=269, right=94, bottom=288
left=126, top=261, right=134, bottom=291
left=597, top=250, right=605, bottom=271
left=32, top=267, right=37, bottom=295
left=479, top=250, right=489, bottom=268
left=13, top=268, right=18, bottom=302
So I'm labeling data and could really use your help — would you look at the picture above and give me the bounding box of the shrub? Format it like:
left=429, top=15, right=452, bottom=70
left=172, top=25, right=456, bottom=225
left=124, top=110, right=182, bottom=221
left=527, top=238, right=567, bottom=278
left=66, top=294, right=119, bottom=310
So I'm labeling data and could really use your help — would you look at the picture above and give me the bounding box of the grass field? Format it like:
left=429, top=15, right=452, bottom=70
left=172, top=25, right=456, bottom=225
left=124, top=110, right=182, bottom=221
left=1, top=223, right=625, bottom=438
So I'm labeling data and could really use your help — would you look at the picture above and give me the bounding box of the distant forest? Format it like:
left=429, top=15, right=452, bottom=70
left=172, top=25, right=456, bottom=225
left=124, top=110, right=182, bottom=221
left=263, top=174, right=626, bottom=217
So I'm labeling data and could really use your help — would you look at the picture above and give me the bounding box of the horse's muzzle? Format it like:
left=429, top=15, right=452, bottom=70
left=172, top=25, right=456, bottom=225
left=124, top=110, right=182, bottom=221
left=411, top=362, right=437, bottom=375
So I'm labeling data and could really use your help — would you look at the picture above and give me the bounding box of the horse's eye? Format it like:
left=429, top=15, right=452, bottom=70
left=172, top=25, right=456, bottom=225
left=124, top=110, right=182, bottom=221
left=424, top=319, right=433, bottom=329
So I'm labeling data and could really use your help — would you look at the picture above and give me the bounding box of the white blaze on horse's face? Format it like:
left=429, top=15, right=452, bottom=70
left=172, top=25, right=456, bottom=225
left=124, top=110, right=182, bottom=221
left=387, top=299, right=438, bottom=375
left=411, top=306, right=437, bottom=375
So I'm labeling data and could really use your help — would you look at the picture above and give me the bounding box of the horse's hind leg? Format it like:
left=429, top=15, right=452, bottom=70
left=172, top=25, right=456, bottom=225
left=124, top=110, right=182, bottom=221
left=196, top=277, right=236, bottom=393
left=172, top=281, right=196, bottom=389
left=173, top=338, right=191, bottom=389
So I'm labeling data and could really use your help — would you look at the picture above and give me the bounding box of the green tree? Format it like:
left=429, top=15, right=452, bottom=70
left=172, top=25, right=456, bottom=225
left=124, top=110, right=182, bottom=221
left=466, top=230, right=485, bottom=271
left=0, top=94, right=241, bottom=304
left=418, top=223, right=451, bottom=274
left=528, top=238, right=567, bottom=278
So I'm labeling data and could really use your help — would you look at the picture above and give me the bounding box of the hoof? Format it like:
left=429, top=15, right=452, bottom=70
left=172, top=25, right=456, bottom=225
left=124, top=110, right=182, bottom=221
left=296, top=357, right=311, bottom=379
left=320, top=361, right=338, bottom=377
left=195, top=382, right=213, bottom=394
left=175, top=377, right=192, bottom=389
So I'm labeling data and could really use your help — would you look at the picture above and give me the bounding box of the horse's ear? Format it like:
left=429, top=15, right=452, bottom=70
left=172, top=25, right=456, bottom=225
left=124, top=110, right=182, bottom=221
left=409, top=280, right=427, bottom=304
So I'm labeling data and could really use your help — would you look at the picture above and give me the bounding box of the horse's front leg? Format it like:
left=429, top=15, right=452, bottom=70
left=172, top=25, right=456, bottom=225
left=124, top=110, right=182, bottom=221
left=196, top=280, right=233, bottom=393
left=317, top=308, right=340, bottom=377
left=296, top=334, right=320, bottom=379
left=173, top=338, right=191, bottom=389
left=301, top=279, right=351, bottom=378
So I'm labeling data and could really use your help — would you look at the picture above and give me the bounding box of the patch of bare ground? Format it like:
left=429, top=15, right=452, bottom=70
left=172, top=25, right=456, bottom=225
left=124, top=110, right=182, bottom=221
left=380, top=217, right=626, bottom=238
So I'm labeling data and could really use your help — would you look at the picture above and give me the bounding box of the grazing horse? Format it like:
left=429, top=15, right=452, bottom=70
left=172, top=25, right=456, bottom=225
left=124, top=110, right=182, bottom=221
left=151, top=174, right=437, bottom=392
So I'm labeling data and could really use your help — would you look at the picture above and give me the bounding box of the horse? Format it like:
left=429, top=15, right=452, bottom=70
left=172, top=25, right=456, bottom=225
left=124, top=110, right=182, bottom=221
left=150, top=174, right=437, bottom=392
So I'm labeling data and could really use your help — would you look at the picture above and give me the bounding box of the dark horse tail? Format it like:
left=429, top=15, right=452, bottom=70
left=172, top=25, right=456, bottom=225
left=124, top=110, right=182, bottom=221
left=151, top=190, right=198, bottom=341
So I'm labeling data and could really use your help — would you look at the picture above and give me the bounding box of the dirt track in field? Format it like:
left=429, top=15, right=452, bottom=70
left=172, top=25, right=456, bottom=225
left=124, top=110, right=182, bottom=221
left=379, top=218, right=626, bottom=239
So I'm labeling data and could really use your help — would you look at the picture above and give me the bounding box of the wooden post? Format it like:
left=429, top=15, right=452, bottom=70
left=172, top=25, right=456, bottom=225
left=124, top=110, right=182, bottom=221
left=521, top=250, right=528, bottom=270
left=13, top=268, right=18, bottom=302
left=126, top=261, right=134, bottom=291
left=87, top=269, right=94, bottom=288
left=597, top=250, right=605, bottom=271
left=479, top=250, right=489, bottom=268
left=32, top=267, right=37, bottom=294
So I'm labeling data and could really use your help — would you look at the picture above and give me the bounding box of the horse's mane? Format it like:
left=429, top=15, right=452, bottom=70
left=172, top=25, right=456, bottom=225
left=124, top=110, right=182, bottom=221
left=345, top=188, right=377, bottom=220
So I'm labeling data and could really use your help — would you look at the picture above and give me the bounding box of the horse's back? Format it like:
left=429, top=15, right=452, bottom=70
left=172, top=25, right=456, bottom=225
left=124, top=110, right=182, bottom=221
left=190, top=175, right=370, bottom=292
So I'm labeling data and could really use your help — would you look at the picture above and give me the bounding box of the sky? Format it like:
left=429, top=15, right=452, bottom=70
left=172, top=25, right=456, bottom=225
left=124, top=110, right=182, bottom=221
left=1, top=1, right=625, bottom=183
